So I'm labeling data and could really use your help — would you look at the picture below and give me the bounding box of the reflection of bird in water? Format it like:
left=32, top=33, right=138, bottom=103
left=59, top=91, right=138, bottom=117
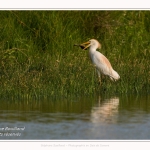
left=90, top=97, right=119, bottom=123
left=75, top=39, right=120, bottom=84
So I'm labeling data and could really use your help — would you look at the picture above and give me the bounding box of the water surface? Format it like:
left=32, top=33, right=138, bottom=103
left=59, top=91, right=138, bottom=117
left=0, top=94, right=150, bottom=139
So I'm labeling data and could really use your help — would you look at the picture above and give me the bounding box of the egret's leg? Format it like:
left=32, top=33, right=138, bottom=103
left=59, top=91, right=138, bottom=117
left=96, top=69, right=101, bottom=85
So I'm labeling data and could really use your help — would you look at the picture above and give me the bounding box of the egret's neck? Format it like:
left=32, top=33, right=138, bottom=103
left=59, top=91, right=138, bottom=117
left=89, top=46, right=97, bottom=54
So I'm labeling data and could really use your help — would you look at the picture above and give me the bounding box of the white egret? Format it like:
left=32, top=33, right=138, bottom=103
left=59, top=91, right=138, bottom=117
left=79, top=39, right=120, bottom=84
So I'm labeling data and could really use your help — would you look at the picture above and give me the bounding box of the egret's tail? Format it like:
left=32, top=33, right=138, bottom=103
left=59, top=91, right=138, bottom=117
left=109, top=70, right=120, bottom=81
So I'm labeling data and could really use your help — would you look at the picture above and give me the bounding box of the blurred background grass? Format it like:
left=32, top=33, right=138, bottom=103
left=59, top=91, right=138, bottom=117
left=0, top=11, right=149, bottom=99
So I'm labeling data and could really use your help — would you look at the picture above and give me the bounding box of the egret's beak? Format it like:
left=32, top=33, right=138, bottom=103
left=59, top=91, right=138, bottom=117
left=81, top=41, right=91, bottom=50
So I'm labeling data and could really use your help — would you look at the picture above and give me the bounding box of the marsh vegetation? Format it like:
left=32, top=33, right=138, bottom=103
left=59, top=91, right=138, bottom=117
left=0, top=11, right=149, bottom=99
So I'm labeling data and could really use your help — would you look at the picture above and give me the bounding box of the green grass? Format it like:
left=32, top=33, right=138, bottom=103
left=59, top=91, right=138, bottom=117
left=0, top=11, right=149, bottom=99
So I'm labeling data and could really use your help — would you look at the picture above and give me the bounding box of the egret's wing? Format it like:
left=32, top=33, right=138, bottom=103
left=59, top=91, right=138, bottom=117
left=91, top=51, right=114, bottom=77
left=93, top=51, right=120, bottom=80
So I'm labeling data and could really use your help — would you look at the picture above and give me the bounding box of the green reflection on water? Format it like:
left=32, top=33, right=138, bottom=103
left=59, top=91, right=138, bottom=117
left=0, top=94, right=149, bottom=114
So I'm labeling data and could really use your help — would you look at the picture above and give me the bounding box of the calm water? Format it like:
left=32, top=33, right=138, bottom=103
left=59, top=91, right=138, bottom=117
left=0, top=94, right=150, bottom=139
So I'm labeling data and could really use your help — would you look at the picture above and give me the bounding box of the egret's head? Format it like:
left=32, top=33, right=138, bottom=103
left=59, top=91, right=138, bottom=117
left=81, top=39, right=101, bottom=50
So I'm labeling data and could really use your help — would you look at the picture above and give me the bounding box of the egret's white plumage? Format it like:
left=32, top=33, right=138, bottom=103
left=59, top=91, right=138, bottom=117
left=81, top=39, right=120, bottom=83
